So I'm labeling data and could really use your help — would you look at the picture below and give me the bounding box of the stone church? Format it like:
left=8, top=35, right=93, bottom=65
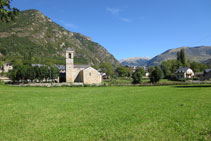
left=65, top=48, right=102, bottom=84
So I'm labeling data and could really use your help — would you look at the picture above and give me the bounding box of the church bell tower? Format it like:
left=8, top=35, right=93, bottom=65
left=66, top=47, right=74, bottom=82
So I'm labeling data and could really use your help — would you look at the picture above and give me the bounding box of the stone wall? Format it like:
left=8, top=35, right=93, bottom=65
left=83, top=67, right=102, bottom=84
left=11, top=83, right=84, bottom=87
left=72, top=68, right=84, bottom=82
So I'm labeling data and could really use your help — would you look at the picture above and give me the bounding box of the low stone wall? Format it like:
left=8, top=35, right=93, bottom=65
left=11, top=83, right=84, bottom=87
left=0, top=76, right=11, bottom=82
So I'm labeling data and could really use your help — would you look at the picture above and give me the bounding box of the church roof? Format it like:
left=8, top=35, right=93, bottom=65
left=55, top=65, right=65, bottom=70
left=66, top=47, right=73, bottom=51
left=55, top=65, right=90, bottom=71
left=74, top=65, right=90, bottom=69
left=176, top=67, right=190, bottom=73
left=204, top=69, right=211, bottom=73
left=32, top=64, right=45, bottom=67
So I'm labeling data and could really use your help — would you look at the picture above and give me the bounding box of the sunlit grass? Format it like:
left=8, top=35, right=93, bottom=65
left=0, top=85, right=211, bottom=140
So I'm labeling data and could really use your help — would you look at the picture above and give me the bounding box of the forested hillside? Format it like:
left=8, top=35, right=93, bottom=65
left=0, top=9, right=120, bottom=67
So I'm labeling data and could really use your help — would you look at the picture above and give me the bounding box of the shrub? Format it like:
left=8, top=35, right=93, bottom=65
left=150, top=66, right=163, bottom=83
left=132, top=67, right=144, bottom=84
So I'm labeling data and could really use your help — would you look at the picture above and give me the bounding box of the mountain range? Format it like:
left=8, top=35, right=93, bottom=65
left=0, top=10, right=210, bottom=68
left=120, top=46, right=211, bottom=67
left=0, top=10, right=120, bottom=67
left=119, top=57, right=151, bottom=66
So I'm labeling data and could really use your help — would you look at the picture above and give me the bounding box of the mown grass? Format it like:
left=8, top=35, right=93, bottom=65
left=0, top=85, right=211, bottom=140
left=104, top=77, right=183, bottom=86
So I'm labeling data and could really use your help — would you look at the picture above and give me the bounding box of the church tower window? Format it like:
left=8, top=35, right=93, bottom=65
left=69, top=53, right=72, bottom=59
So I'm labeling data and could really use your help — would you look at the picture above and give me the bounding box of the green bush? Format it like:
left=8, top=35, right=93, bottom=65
left=150, top=66, right=163, bottom=83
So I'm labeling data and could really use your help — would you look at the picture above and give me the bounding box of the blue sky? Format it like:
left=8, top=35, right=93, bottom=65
left=12, top=0, right=211, bottom=60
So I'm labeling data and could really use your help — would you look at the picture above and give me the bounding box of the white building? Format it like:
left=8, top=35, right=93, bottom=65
left=175, top=67, right=194, bottom=80
left=0, top=63, right=13, bottom=73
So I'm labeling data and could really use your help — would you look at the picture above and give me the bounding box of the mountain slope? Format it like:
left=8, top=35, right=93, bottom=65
left=120, top=57, right=151, bottom=66
left=0, top=9, right=120, bottom=67
left=147, top=46, right=211, bottom=66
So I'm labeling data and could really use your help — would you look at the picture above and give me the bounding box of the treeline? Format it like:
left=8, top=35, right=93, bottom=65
left=8, top=64, right=59, bottom=83
left=116, top=65, right=163, bottom=84
left=100, top=49, right=210, bottom=84
left=100, top=62, right=163, bottom=84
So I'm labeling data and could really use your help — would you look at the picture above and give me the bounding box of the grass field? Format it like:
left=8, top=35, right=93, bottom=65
left=103, top=77, right=182, bottom=86
left=0, top=85, right=211, bottom=140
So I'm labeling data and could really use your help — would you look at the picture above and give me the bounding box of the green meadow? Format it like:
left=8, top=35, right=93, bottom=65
left=0, top=85, right=211, bottom=140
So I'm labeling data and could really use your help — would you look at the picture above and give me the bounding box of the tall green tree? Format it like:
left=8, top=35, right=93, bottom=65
left=100, top=63, right=114, bottom=78
left=177, top=49, right=187, bottom=66
left=177, top=51, right=180, bottom=62
left=180, top=49, right=186, bottom=65
left=161, top=60, right=172, bottom=78
left=132, top=67, right=144, bottom=84
left=161, top=59, right=183, bottom=78
left=116, top=66, right=129, bottom=77
left=38, top=66, right=49, bottom=82
left=49, top=65, right=59, bottom=81
left=150, top=66, right=163, bottom=83
left=0, top=0, right=19, bottom=22
left=147, top=66, right=154, bottom=77
left=26, top=65, right=36, bottom=82
left=8, top=64, right=25, bottom=82
left=190, top=62, right=208, bottom=72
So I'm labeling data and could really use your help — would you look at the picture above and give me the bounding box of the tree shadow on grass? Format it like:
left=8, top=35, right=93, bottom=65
left=174, top=85, right=211, bottom=88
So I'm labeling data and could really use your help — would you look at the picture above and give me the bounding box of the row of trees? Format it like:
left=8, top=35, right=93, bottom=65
left=8, top=64, right=59, bottom=82
left=100, top=63, right=163, bottom=84
left=131, top=66, right=163, bottom=83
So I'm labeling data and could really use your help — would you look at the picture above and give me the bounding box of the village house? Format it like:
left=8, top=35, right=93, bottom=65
left=0, top=63, right=13, bottom=73
left=125, top=65, right=137, bottom=73
left=202, top=69, right=211, bottom=80
left=0, top=63, right=13, bottom=82
left=195, top=72, right=204, bottom=79
left=175, top=67, right=194, bottom=80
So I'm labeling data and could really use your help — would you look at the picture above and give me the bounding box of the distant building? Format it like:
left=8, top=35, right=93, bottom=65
left=65, top=48, right=102, bottom=84
left=0, top=63, right=13, bottom=82
left=175, top=67, right=194, bottom=80
left=195, top=72, right=204, bottom=79
left=0, top=63, right=13, bottom=73
left=202, top=69, right=211, bottom=80
left=144, top=72, right=150, bottom=77
left=125, top=65, right=137, bottom=72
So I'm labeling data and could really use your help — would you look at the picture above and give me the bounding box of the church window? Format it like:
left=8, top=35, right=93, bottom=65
left=89, top=72, right=91, bottom=76
left=69, top=53, right=72, bottom=59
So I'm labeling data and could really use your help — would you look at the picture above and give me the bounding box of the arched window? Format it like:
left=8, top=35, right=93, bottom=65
left=69, top=53, right=72, bottom=59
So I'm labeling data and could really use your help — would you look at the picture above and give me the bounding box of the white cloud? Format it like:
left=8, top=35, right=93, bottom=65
left=106, top=7, right=131, bottom=23
left=106, top=7, right=121, bottom=16
left=120, top=18, right=131, bottom=23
